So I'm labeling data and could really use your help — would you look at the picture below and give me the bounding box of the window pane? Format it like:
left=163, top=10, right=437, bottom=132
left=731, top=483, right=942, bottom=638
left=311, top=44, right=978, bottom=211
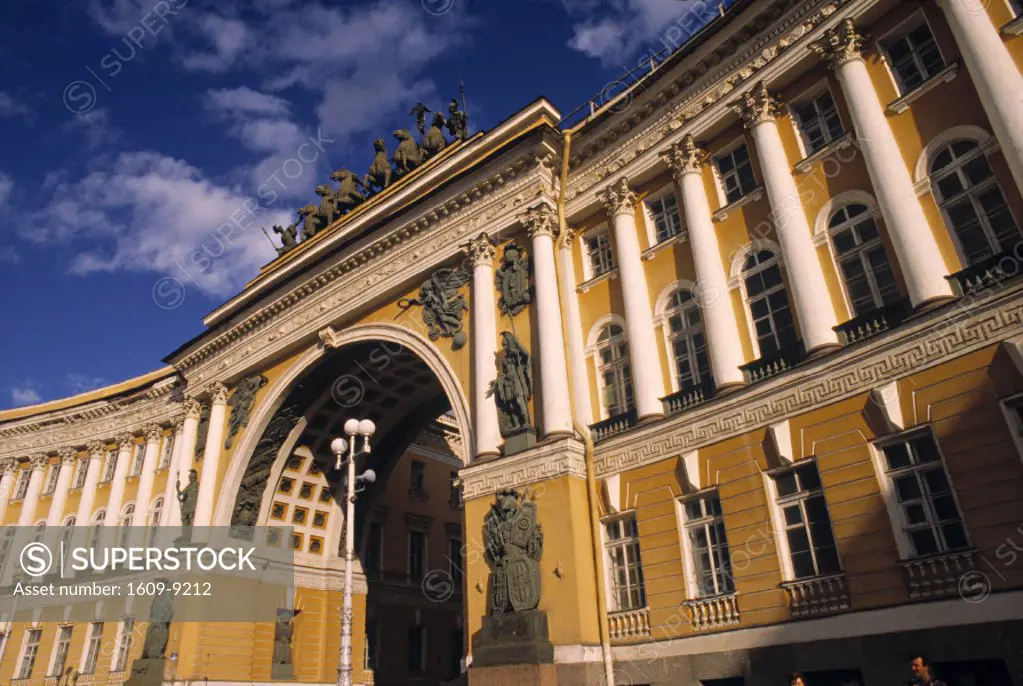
left=883, top=443, right=911, bottom=470
left=911, top=528, right=939, bottom=556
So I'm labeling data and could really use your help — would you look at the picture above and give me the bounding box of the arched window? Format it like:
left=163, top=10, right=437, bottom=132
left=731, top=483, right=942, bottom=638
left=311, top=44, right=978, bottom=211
left=743, top=250, right=798, bottom=358
left=32, top=521, right=46, bottom=543
left=61, top=517, right=76, bottom=553
left=664, top=288, right=713, bottom=391
left=596, top=324, right=633, bottom=417
left=89, top=510, right=106, bottom=548
left=119, top=505, right=135, bottom=546
left=148, top=498, right=164, bottom=545
left=829, top=204, right=901, bottom=317
left=931, top=140, right=1020, bottom=266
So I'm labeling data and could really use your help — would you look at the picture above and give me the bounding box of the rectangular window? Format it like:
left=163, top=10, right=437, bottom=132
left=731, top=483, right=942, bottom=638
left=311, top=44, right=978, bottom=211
left=792, top=89, right=844, bottom=155
left=879, top=431, right=967, bottom=557
left=14, top=470, right=29, bottom=500
left=585, top=229, right=615, bottom=278
left=715, top=143, right=757, bottom=204
left=647, top=192, right=683, bottom=243
left=73, top=460, right=88, bottom=489
left=130, top=443, right=146, bottom=477
left=82, top=623, right=104, bottom=674
left=682, top=493, right=735, bottom=597
left=17, top=628, right=42, bottom=679
left=882, top=20, right=945, bottom=94
left=44, top=465, right=60, bottom=495
left=449, top=470, right=461, bottom=507
left=448, top=537, right=464, bottom=588
left=113, top=618, right=134, bottom=672
left=366, top=521, right=383, bottom=574
left=408, top=626, right=426, bottom=673
left=102, top=451, right=117, bottom=482
left=50, top=625, right=73, bottom=677
left=772, top=461, right=841, bottom=578
left=409, top=530, right=426, bottom=578
left=410, top=460, right=427, bottom=498
left=159, top=435, right=174, bottom=469
left=604, top=516, right=646, bottom=611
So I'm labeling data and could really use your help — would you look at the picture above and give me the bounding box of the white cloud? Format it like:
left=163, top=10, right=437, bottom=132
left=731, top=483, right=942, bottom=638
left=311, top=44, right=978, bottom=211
left=0, top=172, right=13, bottom=207
left=61, top=108, right=119, bottom=150
left=10, top=382, right=42, bottom=407
left=0, top=91, right=32, bottom=120
left=65, top=373, right=110, bottom=394
left=181, top=15, right=250, bottom=73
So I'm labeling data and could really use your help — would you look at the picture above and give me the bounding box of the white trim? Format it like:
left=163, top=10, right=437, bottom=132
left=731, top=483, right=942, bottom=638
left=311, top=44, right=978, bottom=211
left=812, top=191, right=887, bottom=319
left=886, top=63, right=959, bottom=115
left=728, top=239, right=785, bottom=361
left=641, top=182, right=684, bottom=249
left=913, top=125, right=996, bottom=186
left=786, top=79, right=845, bottom=162
left=710, top=135, right=752, bottom=210
left=586, top=314, right=631, bottom=421
left=874, top=9, right=950, bottom=99
left=46, top=624, right=72, bottom=678
left=78, top=622, right=104, bottom=674
left=611, top=589, right=1023, bottom=661
left=761, top=470, right=794, bottom=579
left=674, top=496, right=700, bottom=599
left=579, top=223, right=614, bottom=283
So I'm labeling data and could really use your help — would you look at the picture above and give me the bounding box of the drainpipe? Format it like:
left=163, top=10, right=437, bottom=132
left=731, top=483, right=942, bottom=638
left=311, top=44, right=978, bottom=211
left=553, top=129, right=615, bottom=686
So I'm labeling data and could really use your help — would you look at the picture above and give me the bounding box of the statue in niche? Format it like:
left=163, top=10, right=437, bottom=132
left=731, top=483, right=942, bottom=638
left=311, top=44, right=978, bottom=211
left=363, top=138, right=392, bottom=192
left=423, top=112, right=448, bottom=157
left=272, top=224, right=298, bottom=255
left=496, top=241, right=530, bottom=317
left=140, top=582, right=173, bottom=659
left=446, top=98, right=468, bottom=140
left=194, top=404, right=211, bottom=459
left=392, top=128, right=424, bottom=175
left=488, top=332, right=533, bottom=435
left=329, top=168, right=367, bottom=214
left=176, top=469, right=199, bottom=534
left=398, top=267, right=472, bottom=349
left=225, top=374, right=269, bottom=449
left=483, top=489, right=543, bottom=615
left=271, top=609, right=300, bottom=679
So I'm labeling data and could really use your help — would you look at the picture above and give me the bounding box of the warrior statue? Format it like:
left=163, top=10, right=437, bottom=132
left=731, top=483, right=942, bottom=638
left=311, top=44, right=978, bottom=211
left=225, top=374, right=268, bottom=449
left=488, top=332, right=533, bottom=435
left=398, top=267, right=472, bottom=348
left=271, top=609, right=300, bottom=678
left=423, top=112, right=447, bottom=157
left=272, top=224, right=298, bottom=255
left=140, top=583, right=174, bottom=659
left=483, top=489, right=543, bottom=615
left=446, top=98, right=468, bottom=140
left=176, top=469, right=199, bottom=531
left=496, top=241, right=530, bottom=317
left=329, top=168, right=366, bottom=213
left=409, top=102, right=431, bottom=139
left=364, top=138, right=392, bottom=192
left=393, top=128, right=424, bottom=175
left=313, top=184, right=340, bottom=227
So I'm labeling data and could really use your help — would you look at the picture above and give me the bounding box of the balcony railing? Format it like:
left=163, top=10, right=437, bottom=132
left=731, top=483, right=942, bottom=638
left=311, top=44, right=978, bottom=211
left=682, top=593, right=740, bottom=631
left=662, top=379, right=715, bottom=417
left=590, top=408, right=638, bottom=443
left=781, top=573, right=850, bottom=618
left=834, top=300, right=910, bottom=345
left=608, top=607, right=650, bottom=640
left=900, top=549, right=976, bottom=599
left=740, top=343, right=806, bottom=385
left=947, top=244, right=1023, bottom=295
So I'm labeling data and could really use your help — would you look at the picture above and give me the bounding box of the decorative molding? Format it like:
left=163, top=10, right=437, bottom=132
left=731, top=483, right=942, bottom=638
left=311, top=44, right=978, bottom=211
left=57, top=447, right=77, bottom=465
left=809, top=18, right=866, bottom=69
left=559, top=227, right=578, bottom=252
left=866, top=381, right=904, bottom=435
left=767, top=420, right=795, bottom=465
left=730, top=81, right=784, bottom=128
left=86, top=441, right=106, bottom=457
left=522, top=202, right=559, bottom=241
left=465, top=232, right=497, bottom=267
left=594, top=283, right=1023, bottom=477
left=600, top=178, right=637, bottom=218
left=0, top=457, right=17, bottom=475
left=460, top=436, right=586, bottom=499
left=680, top=450, right=701, bottom=491
left=713, top=188, right=765, bottom=222
left=184, top=398, right=203, bottom=421
left=603, top=474, right=622, bottom=514
left=794, top=133, right=854, bottom=173
left=116, top=433, right=135, bottom=450
left=887, top=63, right=958, bottom=115
left=29, top=454, right=49, bottom=471
left=662, top=134, right=707, bottom=178
left=210, top=382, right=229, bottom=405
left=1003, top=15, right=1023, bottom=37
left=144, top=425, right=162, bottom=443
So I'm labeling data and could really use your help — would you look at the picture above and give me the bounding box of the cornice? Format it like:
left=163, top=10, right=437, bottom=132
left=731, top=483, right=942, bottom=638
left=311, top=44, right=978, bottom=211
left=594, top=284, right=1023, bottom=478
left=460, top=435, right=586, bottom=500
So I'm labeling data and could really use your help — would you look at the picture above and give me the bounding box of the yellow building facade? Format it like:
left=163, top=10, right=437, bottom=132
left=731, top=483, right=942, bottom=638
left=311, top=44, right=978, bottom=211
left=2, top=0, right=1023, bottom=684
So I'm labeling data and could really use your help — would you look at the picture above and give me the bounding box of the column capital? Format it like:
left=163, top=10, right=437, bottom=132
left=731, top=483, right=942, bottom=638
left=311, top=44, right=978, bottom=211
left=145, top=424, right=163, bottom=443
left=465, top=232, right=497, bottom=267
left=29, top=454, right=49, bottom=471
left=810, top=19, right=867, bottom=70
left=522, top=203, right=558, bottom=241
left=0, top=457, right=17, bottom=475
left=170, top=417, right=185, bottom=433
left=57, top=447, right=78, bottom=465
left=184, top=397, right=203, bottom=420
left=600, top=178, right=637, bottom=218
left=116, top=433, right=135, bottom=450
left=86, top=441, right=106, bottom=458
left=559, top=227, right=578, bottom=251
left=211, top=382, right=229, bottom=405
left=730, top=81, right=783, bottom=129
left=663, top=134, right=707, bottom=178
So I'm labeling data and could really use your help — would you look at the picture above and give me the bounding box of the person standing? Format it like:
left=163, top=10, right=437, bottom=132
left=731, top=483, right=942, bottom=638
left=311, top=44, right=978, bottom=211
left=911, top=655, right=948, bottom=686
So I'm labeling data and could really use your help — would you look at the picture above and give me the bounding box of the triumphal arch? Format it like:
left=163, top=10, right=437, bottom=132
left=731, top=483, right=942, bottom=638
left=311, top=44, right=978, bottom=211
left=4, top=0, right=1023, bottom=684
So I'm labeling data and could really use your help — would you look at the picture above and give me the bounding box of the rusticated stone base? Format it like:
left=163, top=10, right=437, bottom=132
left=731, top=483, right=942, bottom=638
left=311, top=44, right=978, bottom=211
left=471, top=609, right=555, bottom=667
left=468, top=662, right=559, bottom=686
left=123, top=658, right=166, bottom=686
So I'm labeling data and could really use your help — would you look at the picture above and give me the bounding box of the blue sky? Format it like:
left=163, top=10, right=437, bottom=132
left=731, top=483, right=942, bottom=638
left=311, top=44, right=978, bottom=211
left=0, top=0, right=720, bottom=409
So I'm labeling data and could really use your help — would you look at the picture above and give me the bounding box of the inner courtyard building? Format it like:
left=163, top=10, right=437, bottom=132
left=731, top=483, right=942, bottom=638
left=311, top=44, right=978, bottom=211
left=2, top=0, right=1023, bottom=684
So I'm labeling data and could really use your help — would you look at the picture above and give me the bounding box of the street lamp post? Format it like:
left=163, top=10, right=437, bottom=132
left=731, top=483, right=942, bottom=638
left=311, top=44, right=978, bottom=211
left=331, top=418, right=377, bottom=686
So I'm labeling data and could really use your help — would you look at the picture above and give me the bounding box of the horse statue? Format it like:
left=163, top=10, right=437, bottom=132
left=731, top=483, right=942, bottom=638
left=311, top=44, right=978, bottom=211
left=423, top=112, right=447, bottom=157
left=296, top=204, right=324, bottom=239
left=364, top=138, right=392, bottom=192
left=329, top=168, right=366, bottom=213
left=393, top=128, right=423, bottom=175
left=313, top=184, right=340, bottom=227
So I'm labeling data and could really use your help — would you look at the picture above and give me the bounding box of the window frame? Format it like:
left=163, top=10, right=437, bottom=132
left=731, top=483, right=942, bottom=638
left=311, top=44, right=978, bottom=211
left=589, top=320, right=634, bottom=420
left=999, top=393, right=1023, bottom=465
left=13, top=469, right=30, bottom=500
left=16, top=627, right=42, bottom=680
left=80, top=622, right=104, bottom=675
left=407, top=625, right=427, bottom=673
left=658, top=285, right=713, bottom=394
left=642, top=185, right=685, bottom=246
left=580, top=225, right=616, bottom=282
left=763, top=460, right=843, bottom=580
left=826, top=203, right=902, bottom=317
left=48, top=624, right=73, bottom=678
left=789, top=84, right=845, bottom=158
left=877, top=11, right=948, bottom=96
left=158, top=433, right=175, bottom=470
left=676, top=490, right=736, bottom=599
left=111, top=617, right=135, bottom=673
left=602, top=513, right=647, bottom=612
left=408, top=528, right=427, bottom=579
left=712, top=138, right=758, bottom=206
left=739, top=248, right=798, bottom=360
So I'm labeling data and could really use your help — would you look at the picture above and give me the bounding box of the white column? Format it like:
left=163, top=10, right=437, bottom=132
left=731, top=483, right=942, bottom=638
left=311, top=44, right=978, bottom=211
left=74, top=442, right=105, bottom=526
left=812, top=20, right=953, bottom=308
left=732, top=82, right=840, bottom=353
left=166, top=402, right=200, bottom=528
left=45, top=448, right=78, bottom=526
left=600, top=178, right=665, bottom=419
left=558, top=229, right=594, bottom=425
left=161, top=419, right=186, bottom=527
left=131, top=426, right=162, bottom=527
left=193, top=383, right=229, bottom=529
left=105, top=434, right=134, bottom=526
left=0, top=458, right=17, bottom=525
left=665, top=136, right=747, bottom=390
left=937, top=0, right=1023, bottom=194
left=16, top=455, right=48, bottom=527
left=467, top=233, right=502, bottom=458
left=522, top=202, right=574, bottom=436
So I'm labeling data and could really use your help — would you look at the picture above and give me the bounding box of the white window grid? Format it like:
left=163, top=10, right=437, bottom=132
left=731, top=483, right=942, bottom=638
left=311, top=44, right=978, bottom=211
left=879, top=15, right=946, bottom=95
left=791, top=89, right=844, bottom=156
left=680, top=492, right=735, bottom=598
left=158, top=435, right=174, bottom=469
left=828, top=204, right=901, bottom=317
left=930, top=140, right=1021, bottom=267
left=584, top=229, right=615, bottom=280
left=48, top=625, right=73, bottom=677
left=72, top=459, right=88, bottom=489
left=875, top=430, right=968, bottom=559
left=16, top=628, right=42, bottom=679
left=408, top=529, right=427, bottom=578
left=604, top=515, right=646, bottom=612
left=130, top=443, right=146, bottom=477
left=0, top=530, right=15, bottom=578
left=742, top=250, right=798, bottom=359
left=101, top=450, right=117, bottom=482
left=81, top=622, right=103, bottom=674
left=646, top=191, right=684, bottom=244
left=714, top=142, right=757, bottom=205
left=13, top=469, right=29, bottom=500
left=112, top=617, right=134, bottom=672
left=88, top=510, right=106, bottom=549
left=44, top=464, right=60, bottom=495
left=770, top=461, right=842, bottom=579
left=664, top=288, right=712, bottom=392
left=595, top=323, right=634, bottom=418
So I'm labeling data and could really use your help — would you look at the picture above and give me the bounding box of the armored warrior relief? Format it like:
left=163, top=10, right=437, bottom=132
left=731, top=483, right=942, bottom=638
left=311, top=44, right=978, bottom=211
left=484, top=489, right=543, bottom=614
left=495, top=241, right=531, bottom=317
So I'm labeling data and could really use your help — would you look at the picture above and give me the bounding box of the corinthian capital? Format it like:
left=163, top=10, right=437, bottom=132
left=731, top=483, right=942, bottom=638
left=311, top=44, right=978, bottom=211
left=811, top=19, right=867, bottom=69
left=663, top=135, right=707, bottom=178
left=184, top=397, right=203, bottom=420
left=600, top=178, right=637, bottom=218
left=522, top=203, right=558, bottom=241
left=465, top=232, right=497, bottom=267
left=145, top=424, right=163, bottom=443
left=0, top=457, right=17, bottom=476
left=58, top=447, right=78, bottom=465
left=29, top=454, right=49, bottom=471
left=116, top=433, right=135, bottom=450
left=211, top=382, right=229, bottom=405
left=730, top=81, right=783, bottom=129
left=86, top=441, right=106, bottom=458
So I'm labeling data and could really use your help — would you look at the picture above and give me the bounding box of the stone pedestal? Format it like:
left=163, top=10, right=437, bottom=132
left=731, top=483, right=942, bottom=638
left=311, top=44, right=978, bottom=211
left=469, top=663, right=559, bottom=686
left=123, top=658, right=166, bottom=686
left=471, top=609, right=555, bottom=667
left=503, top=427, right=536, bottom=456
